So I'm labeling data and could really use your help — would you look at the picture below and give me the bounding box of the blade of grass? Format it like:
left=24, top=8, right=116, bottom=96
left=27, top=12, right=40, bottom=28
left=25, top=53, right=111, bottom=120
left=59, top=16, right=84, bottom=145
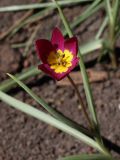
left=0, top=0, right=45, bottom=40
left=113, top=0, right=120, bottom=39
left=11, top=1, right=102, bottom=38
left=113, top=0, right=119, bottom=23
left=66, top=0, right=103, bottom=35
left=0, top=90, right=110, bottom=155
left=105, top=0, right=113, bottom=26
left=105, top=0, right=117, bottom=68
left=7, top=73, right=93, bottom=136
left=59, top=154, right=113, bottom=160
left=95, top=17, right=108, bottom=61
left=0, top=10, right=33, bottom=40
left=80, top=39, right=103, bottom=54
left=0, top=0, right=93, bottom=12
left=11, top=43, right=27, bottom=48
left=95, top=17, right=108, bottom=39
left=10, top=7, right=52, bottom=37
left=0, top=66, right=40, bottom=92
left=10, top=1, right=102, bottom=43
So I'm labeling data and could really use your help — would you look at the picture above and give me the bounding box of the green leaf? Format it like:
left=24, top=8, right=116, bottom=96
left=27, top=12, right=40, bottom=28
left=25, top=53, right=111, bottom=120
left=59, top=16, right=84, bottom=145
left=105, top=0, right=114, bottom=26
left=113, top=0, right=119, bottom=20
left=0, top=91, right=107, bottom=154
left=10, top=1, right=101, bottom=38
left=0, top=0, right=93, bottom=12
left=7, top=73, right=93, bottom=137
left=10, top=7, right=52, bottom=36
left=64, top=0, right=103, bottom=36
left=95, top=17, right=108, bottom=39
left=80, top=39, right=103, bottom=54
left=0, top=66, right=40, bottom=92
left=59, top=154, right=113, bottom=160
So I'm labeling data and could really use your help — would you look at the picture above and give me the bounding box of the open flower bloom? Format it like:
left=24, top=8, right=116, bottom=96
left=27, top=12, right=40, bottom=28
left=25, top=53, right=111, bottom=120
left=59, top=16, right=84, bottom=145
left=35, top=27, right=79, bottom=80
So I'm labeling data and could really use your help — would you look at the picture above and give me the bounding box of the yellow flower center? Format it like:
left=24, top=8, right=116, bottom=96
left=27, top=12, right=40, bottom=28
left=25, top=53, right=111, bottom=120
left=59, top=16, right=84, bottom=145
left=47, top=49, right=73, bottom=73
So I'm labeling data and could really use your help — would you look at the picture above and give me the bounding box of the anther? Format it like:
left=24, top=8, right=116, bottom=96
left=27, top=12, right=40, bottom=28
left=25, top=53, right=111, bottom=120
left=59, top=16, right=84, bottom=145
left=62, top=54, right=65, bottom=58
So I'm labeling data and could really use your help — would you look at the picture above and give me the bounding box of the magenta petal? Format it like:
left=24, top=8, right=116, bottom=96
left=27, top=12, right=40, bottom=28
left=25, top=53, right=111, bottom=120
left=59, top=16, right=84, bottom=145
left=35, top=39, right=54, bottom=63
left=38, top=64, right=52, bottom=75
left=38, top=64, right=63, bottom=81
left=64, top=37, right=78, bottom=56
left=71, top=57, right=79, bottom=67
left=51, top=27, right=64, bottom=51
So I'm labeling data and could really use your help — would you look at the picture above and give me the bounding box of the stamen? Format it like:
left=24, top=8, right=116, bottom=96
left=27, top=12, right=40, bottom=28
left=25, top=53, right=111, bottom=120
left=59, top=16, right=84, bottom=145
left=62, top=54, right=65, bottom=58
left=47, top=49, right=73, bottom=73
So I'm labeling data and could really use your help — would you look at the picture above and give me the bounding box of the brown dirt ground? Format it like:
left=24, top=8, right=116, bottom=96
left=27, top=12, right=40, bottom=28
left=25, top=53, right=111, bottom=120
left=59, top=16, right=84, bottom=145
left=0, top=0, right=120, bottom=160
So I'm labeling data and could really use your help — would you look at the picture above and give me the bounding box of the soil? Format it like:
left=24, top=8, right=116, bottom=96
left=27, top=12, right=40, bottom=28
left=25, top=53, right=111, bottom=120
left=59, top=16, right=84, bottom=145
left=0, top=0, right=120, bottom=160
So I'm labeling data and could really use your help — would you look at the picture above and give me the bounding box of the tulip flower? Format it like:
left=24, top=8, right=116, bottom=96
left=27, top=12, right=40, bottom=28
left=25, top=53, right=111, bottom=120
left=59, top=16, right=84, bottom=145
left=35, top=27, right=79, bottom=80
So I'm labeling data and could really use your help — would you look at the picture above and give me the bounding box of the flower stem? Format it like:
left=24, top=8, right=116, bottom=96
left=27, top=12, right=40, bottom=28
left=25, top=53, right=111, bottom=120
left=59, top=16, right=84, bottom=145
left=67, top=75, right=92, bottom=129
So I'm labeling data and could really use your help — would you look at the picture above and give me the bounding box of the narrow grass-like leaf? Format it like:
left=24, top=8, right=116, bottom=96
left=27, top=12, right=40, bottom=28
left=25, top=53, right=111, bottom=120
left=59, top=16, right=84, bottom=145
left=0, top=0, right=93, bottom=12
left=80, top=39, right=103, bottom=54
left=105, top=0, right=113, bottom=26
left=0, top=66, right=40, bottom=92
left=11, top=43, right=26, bottom=48
left=7, top=73, right=94, bottom=136
left=105, top=0, right=117, bottom=68
left=52, top=0, right=73, bottom=37
left=113, top=0, right=120, bottom=39
left=11, top=1, right=103, bottom=38
left=11, top=7, right=52, bottom=36
left=113, top=0, right=120, bottom=23
left=66, top=0, right=103, bottom=36
left=59, top=154, right=113, bottom=160
left=0, top=91, right=108, bottom=154
left=11, top=1, right=99, bottom=37
left=95, top=17, right=108, bottom=39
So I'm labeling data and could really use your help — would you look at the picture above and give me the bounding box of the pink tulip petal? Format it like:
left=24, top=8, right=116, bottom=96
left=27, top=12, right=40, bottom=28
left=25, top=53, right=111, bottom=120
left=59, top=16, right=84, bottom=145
left=51, top=27, right=64, bottom=51
left=38, top=64, right=64, bottom=80
left=64, top=37, right=78, bottom=56
left=35, top=39, right=54, bottom=63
